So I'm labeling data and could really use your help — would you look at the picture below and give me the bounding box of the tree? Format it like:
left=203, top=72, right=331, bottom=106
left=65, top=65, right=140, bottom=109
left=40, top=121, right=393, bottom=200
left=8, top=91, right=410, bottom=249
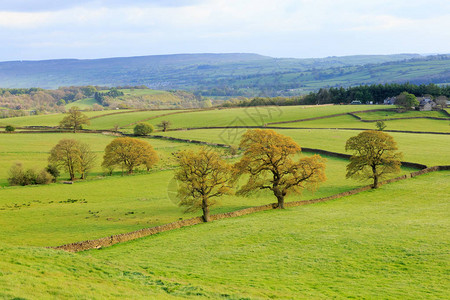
left=48, top=139, right=96, bottom=180
left=102, top=137, right=158, bottom=174
left=59, top=106, right=90, bottom=133
left=78, top=142, right=97, bottom=179
left=345, top=130, right=402, bottom=188
left=235, top=129, right=327, bottom=209
left=133, top=122, right=154, bottom=136
left=375, top=120, right=386, bottom=131
left=175, top=147, right=233, bottom=222
left=395, top=92, right=418, bottom=112
left=5, top=125, right=15, bottom=132
left=435, top=95, right=448, bottom=109
left=156, top=120, right=171, bottom=132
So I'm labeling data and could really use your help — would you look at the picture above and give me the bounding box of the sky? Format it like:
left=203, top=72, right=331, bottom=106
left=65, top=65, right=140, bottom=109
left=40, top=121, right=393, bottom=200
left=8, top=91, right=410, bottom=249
left=0, top=0, right=449, bottom=61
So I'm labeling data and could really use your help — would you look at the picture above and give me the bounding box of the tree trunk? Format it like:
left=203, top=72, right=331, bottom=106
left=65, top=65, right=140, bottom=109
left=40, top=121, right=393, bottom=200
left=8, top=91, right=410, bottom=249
left=372, top=165, right=379, bottom=189
left=202, top=196, right=210, bottom=222
left=276, top=195, right=285, bottom=209
left=373, top=175, right=379, bottom=189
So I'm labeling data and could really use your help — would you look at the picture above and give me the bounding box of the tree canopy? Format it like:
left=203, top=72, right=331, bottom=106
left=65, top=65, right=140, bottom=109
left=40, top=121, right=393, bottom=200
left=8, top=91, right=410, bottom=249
left=395, top=92, right=419, bottom=112
left=133, top=122, right=154, bottom=136
left=175, top=147, right=233, bottom=222
left=59, top=106, right=90, bottom=133
left=48, top=139, right=96, bottom=181
left=235, top=129, right=327, bottom=209
left=102, top=137, right=158, bottom=174
left=345, top=130, right=402, bottom=188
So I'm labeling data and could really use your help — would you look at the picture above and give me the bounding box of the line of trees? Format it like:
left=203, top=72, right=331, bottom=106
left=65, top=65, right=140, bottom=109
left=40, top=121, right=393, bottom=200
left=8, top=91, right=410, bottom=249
left=222, top=83, right=450, bottom=107
left=174, top=129, right=402, bottom=222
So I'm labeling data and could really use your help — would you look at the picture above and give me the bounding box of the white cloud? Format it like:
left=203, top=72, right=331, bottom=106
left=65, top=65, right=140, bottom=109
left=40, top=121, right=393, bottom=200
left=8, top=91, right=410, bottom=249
left=0, top=0, right=449, bottom=60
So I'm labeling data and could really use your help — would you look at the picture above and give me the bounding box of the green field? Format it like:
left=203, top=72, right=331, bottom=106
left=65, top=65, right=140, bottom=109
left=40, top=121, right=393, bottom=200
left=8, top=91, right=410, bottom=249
left=0, top=110, right=128, bottom=127
left=270, top=114, right=450, bottom=133
left=1, top=171, right=448, bottom=299
left=353, top=109, right=449, bottom=120
left=125, top=105, right=387, bottom=130
left=65, top=98, right=100, bottom=110
left=157, top=128, right=450, bottom=166
left=1, top=104, right=449, bottom=299
left=87, top=109, right=178, bottom=130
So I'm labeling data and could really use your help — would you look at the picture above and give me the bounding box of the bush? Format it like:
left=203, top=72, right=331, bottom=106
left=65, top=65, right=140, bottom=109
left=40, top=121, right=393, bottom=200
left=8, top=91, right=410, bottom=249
left=5, top=125, right=15, bottom=132
left=45, top=164, right=60, bottom=182
left=134, top=122, right=154, bottom=136
left=8, top=162, right=52, bottom=186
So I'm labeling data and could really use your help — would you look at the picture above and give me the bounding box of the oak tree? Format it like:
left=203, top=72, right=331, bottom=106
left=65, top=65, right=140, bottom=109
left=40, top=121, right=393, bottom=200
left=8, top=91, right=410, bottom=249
left=345, top=130, right=402, bottom=188
left=102, top=137, right=158, bottom=174
left=48, top=139, right=96, bottom=180
left=235, top=129, right=326, bottom=209
left=59, top=106, right=90, bottom=133
left=174, top=147, right=233, bottom=222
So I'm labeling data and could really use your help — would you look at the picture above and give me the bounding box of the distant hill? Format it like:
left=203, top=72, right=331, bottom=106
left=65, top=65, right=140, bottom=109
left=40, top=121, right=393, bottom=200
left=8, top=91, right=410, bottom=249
left=0, top=52, right=448, bottom=96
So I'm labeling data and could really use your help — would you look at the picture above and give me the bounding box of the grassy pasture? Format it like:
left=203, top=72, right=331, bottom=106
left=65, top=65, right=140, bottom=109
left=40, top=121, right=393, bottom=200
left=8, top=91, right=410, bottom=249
left=65, top=97, right=99, bottom=110
left=353, top=109, right=449, bottom=120
left=2, top=152, right=410, bottom=247
left=0, top=133, right=191, bottom=186
left=1, top=171, right=447, bottom=299
left=122, top=105, right=388, bottom=130
left=272, top=114, right=450, bottom=132
left=86, top=109, right=177, bottom=130
left=157, top=128, right=450, bottom=166
left=0, top=110, right=127, bottom=127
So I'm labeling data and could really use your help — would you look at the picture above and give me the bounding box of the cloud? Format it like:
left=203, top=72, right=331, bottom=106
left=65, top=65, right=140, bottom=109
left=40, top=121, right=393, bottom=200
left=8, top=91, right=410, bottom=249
left=0, top=0, right=448, bottom=60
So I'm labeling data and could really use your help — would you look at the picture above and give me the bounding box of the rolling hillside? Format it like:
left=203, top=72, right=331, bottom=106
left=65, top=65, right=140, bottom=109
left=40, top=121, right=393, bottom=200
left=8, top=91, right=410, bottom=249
left=2, top=53, right=448, bottom=96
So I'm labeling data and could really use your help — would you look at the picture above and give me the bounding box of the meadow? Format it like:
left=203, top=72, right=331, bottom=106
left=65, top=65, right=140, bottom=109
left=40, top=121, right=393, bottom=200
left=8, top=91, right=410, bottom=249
left=0, top=104, right=448, bottom=299
left=1, top=170, right=448, bottom=299
left=157, top=128, right=450, bottom=166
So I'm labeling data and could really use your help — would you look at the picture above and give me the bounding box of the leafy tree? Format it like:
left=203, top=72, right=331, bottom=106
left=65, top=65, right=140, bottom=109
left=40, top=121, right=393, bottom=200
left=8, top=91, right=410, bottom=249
left=59, top=106, right=90, bottom=133
left=156, top=120, right=171, bottom=132
left=395, top=92, right=419, bottom=112
left=345, top=130, right=402, bottom=188
left=5, top=125, right=15, bottom=132
left=102, top=137, right=158, bottom=174
left=375, top=120, right=386, bottom=131
left=77, top=142, right=97, bottom=179
left=235, top=129, right=327, bottom=209
left=134, top=122, right=154, bottom=136
left=175, top=147, right=233, bottom=222
left=48, top=139, right=96, bottom=180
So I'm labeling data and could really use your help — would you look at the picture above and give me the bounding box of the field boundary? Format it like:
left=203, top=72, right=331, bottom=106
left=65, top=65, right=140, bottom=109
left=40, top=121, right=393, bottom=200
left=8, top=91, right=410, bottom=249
left=348, top=112, right=450, bottom=122
left=50, top=165, right=448, bottom=253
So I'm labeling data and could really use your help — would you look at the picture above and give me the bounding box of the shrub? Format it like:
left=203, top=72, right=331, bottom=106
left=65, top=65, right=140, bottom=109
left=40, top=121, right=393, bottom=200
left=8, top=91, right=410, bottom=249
left=134, top=122, right=154, bottom=136
left=45, top=164, right=60, bottom=182
left=8, top=162, right=53, bottom=186
left=5, top=125, right=15, bottom=132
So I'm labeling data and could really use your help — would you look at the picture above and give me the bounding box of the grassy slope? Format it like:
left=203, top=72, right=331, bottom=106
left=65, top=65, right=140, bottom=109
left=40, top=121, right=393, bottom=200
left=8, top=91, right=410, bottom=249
left=353, top=109, right=449, bottom=120
left=272, top=114, right=450, bottom=132
left=0, top=132, right=196, bottom=186
left=125, top=105, right=388, bottom=129
left=65, top=98, right=99, bottom=110
left=2, top=152, right=407, bottom=247
left=157, top=129, right=450, bottom=166
left=87, top=109, right=176, bottom=130
left=0, top=110, right=128, bottom=127
left=1, top=171, right=446, bottom=299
